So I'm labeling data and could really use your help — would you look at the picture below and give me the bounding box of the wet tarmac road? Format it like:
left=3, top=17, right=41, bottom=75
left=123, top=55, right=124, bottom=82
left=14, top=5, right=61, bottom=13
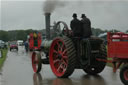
left=0, top=46, right=124, bottom=85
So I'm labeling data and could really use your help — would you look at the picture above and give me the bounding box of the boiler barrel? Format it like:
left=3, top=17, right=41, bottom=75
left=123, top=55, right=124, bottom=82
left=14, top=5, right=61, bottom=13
left=41, top=40, right=52, bottom=52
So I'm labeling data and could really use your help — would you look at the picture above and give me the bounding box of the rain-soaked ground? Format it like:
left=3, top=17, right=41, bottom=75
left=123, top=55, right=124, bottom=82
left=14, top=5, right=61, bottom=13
left=0, top=46, right=124, bottom=85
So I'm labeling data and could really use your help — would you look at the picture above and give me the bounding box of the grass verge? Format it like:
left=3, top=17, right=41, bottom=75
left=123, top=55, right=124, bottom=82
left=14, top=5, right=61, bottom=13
left=0, top=49, right=8, bottom=70
left=107, top=58, right=113, bottom=67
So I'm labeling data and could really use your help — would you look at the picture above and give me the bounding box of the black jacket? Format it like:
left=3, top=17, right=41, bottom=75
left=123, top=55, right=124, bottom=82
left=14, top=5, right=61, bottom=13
left=70, top=18, right=82, bottom=36
left=81, top=17, right=92, bottom=38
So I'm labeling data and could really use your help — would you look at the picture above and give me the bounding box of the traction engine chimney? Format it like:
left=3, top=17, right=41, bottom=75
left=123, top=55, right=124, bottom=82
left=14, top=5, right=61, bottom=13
left=45, top=13, right=51, bottom=40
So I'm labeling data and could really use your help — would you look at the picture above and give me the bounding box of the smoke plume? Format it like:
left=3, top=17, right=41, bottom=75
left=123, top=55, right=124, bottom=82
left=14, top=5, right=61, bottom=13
left=43, top=0, right=65, bottom=13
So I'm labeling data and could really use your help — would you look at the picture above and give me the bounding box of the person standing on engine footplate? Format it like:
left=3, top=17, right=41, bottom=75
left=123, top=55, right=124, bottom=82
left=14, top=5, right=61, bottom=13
left=80, top=14, right=92, bottom=65
left=81, top=14, right=92, bottom=38
left=70, top=13, right=83, bottom=66
left=70, top=13, right=82, bottom=37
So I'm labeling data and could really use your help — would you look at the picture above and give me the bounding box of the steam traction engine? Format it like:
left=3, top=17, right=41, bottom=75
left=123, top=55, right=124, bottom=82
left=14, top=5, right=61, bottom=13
left=31, top=13, right=128, bottom=85
left=31, top=13, right=106, bottom=78
left=28, top=33, right=42, bottom=51
left=32, top=21, right=106, bottom=77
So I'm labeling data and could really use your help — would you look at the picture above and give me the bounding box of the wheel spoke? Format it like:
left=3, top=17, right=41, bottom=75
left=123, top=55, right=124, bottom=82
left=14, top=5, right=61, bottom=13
left=62, top=49, right=67, bottom=55
left=57, top=59, right=67, bottom=73
left=53, top=59, right=61, bottom=64
left=62, top=65, right=66, bottom=72
left=53, top=54, right=59, bottom=59
left=53, top=50, right=58, bottom=54
left=61, top=61, right=67, bottom=72
left=60, top=46, right=63, bottom=52
left=57, top=63, right=63, bottom=72
left=61, top=43, right=65, bottom=52
left=56, top=42, right=61, bottom=51
left=62, top=56, right=67, bottom=59
left=62, top=59, right=67, bottom=67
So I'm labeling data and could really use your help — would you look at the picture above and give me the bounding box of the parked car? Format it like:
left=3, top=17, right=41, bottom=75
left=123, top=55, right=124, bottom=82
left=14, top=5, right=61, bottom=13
left=10, top=41, right=18, bottom=51
left=0, top=40, right=7, bottom=49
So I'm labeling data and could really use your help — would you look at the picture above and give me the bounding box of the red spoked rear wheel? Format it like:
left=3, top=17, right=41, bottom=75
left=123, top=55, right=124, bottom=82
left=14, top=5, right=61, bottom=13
left=50, top=38, right=68, bottom=76
left=32, top=52, right=42, bottom=73
left=120, top=64, right=128, bottom=85
left=124, top=70, right=128, bottom=81
left=49, top=36, right=76, bottom=78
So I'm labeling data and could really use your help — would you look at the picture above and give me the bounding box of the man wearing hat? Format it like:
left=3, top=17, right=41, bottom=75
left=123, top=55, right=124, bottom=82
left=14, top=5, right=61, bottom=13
left=81, top=14, right=92, bottom=38
left=70, top=13, right=82, bottom=37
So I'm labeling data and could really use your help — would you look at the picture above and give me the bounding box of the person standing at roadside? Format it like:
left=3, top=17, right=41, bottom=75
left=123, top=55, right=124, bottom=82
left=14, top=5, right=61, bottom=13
left=24, top=41, right=28, bottom=52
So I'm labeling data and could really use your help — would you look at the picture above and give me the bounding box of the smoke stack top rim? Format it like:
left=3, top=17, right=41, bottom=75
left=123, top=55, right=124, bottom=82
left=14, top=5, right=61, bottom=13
left=45, top=13, right=51, bottom=15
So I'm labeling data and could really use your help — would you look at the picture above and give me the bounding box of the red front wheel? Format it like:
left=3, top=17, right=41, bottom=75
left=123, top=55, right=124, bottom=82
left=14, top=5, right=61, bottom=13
left=49, top=36, right=76, bottom=78
left=120, top=64, right=128, bottom=85
left=32, top=52, right=42, bottom=73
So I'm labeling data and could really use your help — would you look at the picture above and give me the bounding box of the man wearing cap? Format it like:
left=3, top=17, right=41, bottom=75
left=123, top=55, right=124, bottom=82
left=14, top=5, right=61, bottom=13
left=70, top=13, right=82, bottom=37
left=81, top=14, right=92, bottom=38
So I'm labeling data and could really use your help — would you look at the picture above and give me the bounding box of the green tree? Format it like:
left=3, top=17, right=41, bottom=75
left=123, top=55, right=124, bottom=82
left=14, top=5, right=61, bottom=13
left=8, top=30, right=17, bottom=41
left=0, top=30, right=9, bottom=42
left=92, top=28, right=105, bottom=36
left=108, top=29, right=120, bottom=32
left=26, top=29, right=35, bottom=35
left=16, top=30, right=27, bottom=41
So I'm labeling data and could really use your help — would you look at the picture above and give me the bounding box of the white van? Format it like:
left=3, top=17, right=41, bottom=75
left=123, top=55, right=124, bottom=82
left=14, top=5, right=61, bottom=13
left=17, top=40, right=23, bottom=46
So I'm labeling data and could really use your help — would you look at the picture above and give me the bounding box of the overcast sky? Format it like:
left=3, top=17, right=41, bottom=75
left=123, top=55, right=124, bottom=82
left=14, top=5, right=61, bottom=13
left=1, top=0, right=128, bottom=32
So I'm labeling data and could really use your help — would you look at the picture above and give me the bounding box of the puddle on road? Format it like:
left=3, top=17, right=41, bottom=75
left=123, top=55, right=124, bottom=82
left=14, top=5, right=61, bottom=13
left=32, top=73, right=107, bottom=85
left=33, top=73, right=73, bottom=85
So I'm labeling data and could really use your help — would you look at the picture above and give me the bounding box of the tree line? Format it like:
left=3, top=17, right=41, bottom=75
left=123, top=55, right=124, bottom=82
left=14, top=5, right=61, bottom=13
left=0, top=28, right=127, bottom=42
left=0, top=29, right=37, bottom=42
